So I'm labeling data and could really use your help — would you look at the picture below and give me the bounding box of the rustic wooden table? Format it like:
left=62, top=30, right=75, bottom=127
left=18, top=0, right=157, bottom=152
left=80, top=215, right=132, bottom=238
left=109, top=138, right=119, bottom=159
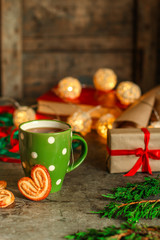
left=0, top=131, right=159, bottom=240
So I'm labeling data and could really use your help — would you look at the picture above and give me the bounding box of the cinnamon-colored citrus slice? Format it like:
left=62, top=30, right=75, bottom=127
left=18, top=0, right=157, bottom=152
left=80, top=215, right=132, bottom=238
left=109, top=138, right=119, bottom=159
left=18, top=164, right=52, bottom=201
left=0, top=189, right=15, bottom=208
left=0, top=180, right=7, bottom=189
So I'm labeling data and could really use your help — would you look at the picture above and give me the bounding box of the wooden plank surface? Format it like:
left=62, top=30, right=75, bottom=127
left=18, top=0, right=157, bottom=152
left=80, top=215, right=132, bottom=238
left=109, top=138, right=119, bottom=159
left=157, top=7, right=160, bottom=84
left=23, top=36, right=132, bottom=52
left=135, top=0, right=159, bottom=92
left=1, top=0, right=22, bottom=99
left=23, top=52, right=132, bottom=104
left=0, top=0, right=1, bottom=93
left=22, top=0, right=134, bottom=104
left=23, top=0, right=133, bottom=52
left=1, top=0, right=159, bottom=103
left=0, top=132, right=160, bottom=239
left=23, top=0, right=133, bottom=38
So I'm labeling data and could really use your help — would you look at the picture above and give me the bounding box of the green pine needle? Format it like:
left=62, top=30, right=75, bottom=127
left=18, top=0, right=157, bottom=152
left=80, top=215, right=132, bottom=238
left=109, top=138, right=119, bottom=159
left=95, top=199, right=160, bottom=223
left=64, top=222, right=160, bottom=239
left=65, top=177, right=160, bottom=239
left=103, top=176, right=160, bottom=203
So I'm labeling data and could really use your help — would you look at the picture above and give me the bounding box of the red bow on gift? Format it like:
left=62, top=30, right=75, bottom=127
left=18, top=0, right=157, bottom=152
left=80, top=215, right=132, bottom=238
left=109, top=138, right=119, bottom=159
left=107, top=128, right=160, bottom=176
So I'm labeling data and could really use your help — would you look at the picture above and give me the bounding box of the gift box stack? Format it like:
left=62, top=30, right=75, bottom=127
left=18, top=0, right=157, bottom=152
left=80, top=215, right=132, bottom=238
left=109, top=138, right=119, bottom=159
left=107, top=86, right=160, bottom=176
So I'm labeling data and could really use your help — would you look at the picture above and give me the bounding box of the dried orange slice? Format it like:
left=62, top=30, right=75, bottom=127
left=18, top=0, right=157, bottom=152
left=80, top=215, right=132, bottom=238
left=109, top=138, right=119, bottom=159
left=0, top=180, right=7, bottom=189
left=18, top=164, right=51, bottom=201
left=0, top=189, right=15, bottom=208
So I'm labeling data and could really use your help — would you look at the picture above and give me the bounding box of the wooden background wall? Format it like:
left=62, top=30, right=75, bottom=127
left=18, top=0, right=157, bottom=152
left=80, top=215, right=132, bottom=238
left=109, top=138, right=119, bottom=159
left=0, top=0, right=160, bottom=104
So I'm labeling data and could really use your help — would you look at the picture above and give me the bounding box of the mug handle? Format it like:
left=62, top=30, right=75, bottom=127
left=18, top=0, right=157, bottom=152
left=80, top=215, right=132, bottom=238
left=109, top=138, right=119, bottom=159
left=67, top=133, right=88, bottom=172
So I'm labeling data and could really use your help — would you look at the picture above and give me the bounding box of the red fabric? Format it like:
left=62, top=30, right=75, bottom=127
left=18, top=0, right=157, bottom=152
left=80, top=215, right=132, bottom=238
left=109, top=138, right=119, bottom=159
left=0, top=125, right=20, bottom=162
left=107, top=128, right=160, bottom=176
left=10, top=128, right=18, bottom=145
left=37, top=87, right=110, bottom=106
left=36, top=113, right=53, bottom=120
left=0, top=157, right=21, bottom=163
left=9, top=143, right=19, bottom=153
left=0, top=126, right=12, bottom=138
left=0, top=106, right=15, bottom=114
left=37, top=87, right=127, bottom=109
left=9, top=128, right=19, bottom=153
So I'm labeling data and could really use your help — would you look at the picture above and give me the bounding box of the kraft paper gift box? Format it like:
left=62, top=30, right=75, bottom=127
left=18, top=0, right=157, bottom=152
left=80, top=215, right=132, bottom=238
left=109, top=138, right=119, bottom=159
left=107, top=128, right=160, bottom=175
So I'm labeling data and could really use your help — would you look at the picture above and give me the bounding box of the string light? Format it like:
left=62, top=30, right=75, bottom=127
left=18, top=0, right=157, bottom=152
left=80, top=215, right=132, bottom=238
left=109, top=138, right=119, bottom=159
left=67, top=110, right=92, bottom=136
left=58, top=77, right=82, bottom=99
left=0, top=97, right=36, bottom=128
left=0, top=97, right=20, bottom=109
left=116, top=81, right=141, bottom=105
left=13, top=106, right=36, bottom=128
left=96, top=113, right=115, bottom=139
left=149, top=121, right=160, bottom=128
left=93, top=68, right=117, bottom=91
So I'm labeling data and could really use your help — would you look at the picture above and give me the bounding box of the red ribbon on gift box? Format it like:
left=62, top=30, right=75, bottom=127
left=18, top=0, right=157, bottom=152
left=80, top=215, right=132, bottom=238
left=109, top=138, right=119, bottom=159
left=107, top=128, right=160, bottom=176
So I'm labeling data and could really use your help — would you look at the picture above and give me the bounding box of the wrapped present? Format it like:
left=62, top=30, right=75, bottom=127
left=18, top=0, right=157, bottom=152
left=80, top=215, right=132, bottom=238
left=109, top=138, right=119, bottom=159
left=107, top=128, right=160, bottom=176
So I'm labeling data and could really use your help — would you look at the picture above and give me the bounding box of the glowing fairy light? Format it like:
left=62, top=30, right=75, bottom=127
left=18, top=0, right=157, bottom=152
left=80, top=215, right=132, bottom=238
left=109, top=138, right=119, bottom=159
left=96, top=113, right=115, bottom=139
left=116, top=81, right=141, bottom=105
left=93, top=68, right=117, bottom=91
left=13, top=106, right=36, bottom=128
left=58, top=77, right=82, bottom=99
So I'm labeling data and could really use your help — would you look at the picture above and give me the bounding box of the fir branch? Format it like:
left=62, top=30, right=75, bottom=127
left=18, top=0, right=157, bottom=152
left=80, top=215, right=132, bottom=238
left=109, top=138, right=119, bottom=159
left=64, top=222, right=160, bottom=239
left=103, top=176, right=160, bottom=203
left=95, top=199, right=160, bottom=223
left=118, top=199, right=160, bottom=208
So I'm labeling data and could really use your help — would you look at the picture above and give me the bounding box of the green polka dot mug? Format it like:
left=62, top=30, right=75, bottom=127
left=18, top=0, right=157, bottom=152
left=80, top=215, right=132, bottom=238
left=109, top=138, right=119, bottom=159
left=19, top=119, right=88, bottom=193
